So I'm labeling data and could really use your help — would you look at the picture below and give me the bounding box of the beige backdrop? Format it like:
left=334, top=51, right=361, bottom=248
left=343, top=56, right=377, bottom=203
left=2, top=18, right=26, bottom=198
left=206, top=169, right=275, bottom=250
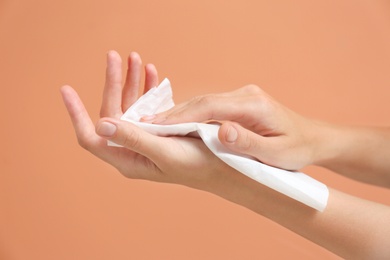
left=1, top=0, right=390, bottom=259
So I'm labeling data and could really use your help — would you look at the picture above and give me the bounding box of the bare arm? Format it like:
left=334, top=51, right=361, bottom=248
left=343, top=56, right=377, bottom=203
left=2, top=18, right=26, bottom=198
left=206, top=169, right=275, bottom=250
left=314, top=123, right=390, bottom=187
left=61, top=51, right=390, bottom=258
left=213, top=170, right=390, bottom=259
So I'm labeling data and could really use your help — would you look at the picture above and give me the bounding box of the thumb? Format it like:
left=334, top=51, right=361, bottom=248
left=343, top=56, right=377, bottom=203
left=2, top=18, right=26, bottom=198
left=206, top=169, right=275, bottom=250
left=218, top=122, right=272, bottom=162
left=95, top=118, right=162, bottom=160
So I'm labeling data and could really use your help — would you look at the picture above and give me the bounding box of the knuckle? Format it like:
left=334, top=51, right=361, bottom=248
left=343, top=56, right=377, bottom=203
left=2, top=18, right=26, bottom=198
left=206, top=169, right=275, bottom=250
left=236, top=133, right=254, bottom=152
left=192, top=95, right=214, bottom=106
left=77, top=135, right=93, bottom=151
left=191, top=95, right=217, bottom=119
left=246, top=89, right=274, bottom=112
left=189, top=95, right=201, bottom=104
left=242, top=84, right=263, bottom=95
left=122, top=129, right=141, bottom=150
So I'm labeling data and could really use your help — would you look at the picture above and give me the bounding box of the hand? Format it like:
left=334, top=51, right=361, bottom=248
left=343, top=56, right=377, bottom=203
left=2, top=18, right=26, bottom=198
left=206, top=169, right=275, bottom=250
left=143, top=85, right=324, bottom=171
left=60, top=53, right=390, bottom=259
left=60, top=51, right=230, bottom=190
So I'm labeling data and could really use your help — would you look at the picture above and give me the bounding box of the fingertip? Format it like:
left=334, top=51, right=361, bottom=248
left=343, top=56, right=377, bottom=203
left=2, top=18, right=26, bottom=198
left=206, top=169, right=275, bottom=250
left=140, top=114, right=157, bottom=122
left=145, top=63, right=158, bottom=79
left=60, top=85, right=77, bottom=106
left=103, top=119, right=159, bottom=158
left=129, top=51, right=140, bottom=58
left=225, top=124, right=238, bottom=143
left=96, top=120, right=118, bottom=138
left=60, top=84, right=71, bottom=95
left=145, top=63, right=157, bottom=72
left=107, top=50, right=122, bottom=64
left=107, top=50, right=119, bottom=57
left=129, top=51, right=142, bottom=64
left=150, top=114, right=167, bottom=124
left=218, top=122, right=238, bottom=144
left=218, top=123, right=227, bottom=142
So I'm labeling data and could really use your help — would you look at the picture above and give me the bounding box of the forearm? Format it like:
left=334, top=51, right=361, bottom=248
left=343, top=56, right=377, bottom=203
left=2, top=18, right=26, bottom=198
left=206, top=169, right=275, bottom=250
left=210, top=168, right=390, bottom=259
left=311, top=122, right=390, bottom=187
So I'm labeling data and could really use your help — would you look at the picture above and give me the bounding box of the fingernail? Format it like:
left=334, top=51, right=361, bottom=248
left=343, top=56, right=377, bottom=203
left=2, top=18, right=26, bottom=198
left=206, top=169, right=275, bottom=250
left=151, top=116, right=167, bottom=124
left=96, top=122, right=117, bottom=137
left=226, top=126, right=238, bottom=143
left=140, top=114, right=156, bottom=122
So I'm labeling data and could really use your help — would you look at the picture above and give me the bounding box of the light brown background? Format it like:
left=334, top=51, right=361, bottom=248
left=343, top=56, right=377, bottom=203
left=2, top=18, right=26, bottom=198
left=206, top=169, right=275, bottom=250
left=1, top=0, right=390, bottom=259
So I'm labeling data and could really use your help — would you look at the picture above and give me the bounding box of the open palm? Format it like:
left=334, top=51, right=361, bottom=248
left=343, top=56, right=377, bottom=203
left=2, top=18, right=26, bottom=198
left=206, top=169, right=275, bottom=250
left=61, top=51, right=226, bottom=189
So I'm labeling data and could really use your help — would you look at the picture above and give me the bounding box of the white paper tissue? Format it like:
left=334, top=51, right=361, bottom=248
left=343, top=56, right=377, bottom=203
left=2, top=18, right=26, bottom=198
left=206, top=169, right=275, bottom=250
left=110, top=78, right=329, bottom=211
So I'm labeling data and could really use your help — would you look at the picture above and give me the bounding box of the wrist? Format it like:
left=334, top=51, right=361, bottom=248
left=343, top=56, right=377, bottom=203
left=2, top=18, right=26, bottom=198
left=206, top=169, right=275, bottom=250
left=208, top=163, right=316, bottom=219
left=310, top=120, right=349, bottom=169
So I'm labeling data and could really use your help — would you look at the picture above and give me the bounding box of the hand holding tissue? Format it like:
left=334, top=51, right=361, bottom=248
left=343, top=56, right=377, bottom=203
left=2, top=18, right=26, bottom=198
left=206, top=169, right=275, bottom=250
left=109, top=78, right=329, bottom=211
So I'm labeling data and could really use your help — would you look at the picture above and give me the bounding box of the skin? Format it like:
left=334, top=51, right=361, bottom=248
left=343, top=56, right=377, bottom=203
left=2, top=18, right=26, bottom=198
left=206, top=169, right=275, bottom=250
left=146, top=85, right=390, bottom=188
left=61, top=50, right=390, bottom=259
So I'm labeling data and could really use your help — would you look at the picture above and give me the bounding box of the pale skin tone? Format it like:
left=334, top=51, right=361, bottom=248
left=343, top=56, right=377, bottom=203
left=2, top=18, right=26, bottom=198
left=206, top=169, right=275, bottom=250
left=61, top=50, right=390, bottom=259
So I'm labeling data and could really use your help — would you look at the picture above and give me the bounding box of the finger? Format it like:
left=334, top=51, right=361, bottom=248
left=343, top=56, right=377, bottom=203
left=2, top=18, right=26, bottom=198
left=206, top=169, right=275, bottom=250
left=95, top=118, right=166, bottom=162
left=61, top=85, right=157, bottom=178
left=142, top=85, right=265, bottom=124
left=140, top=99, right=189, bottom=122
left=100, top=50, right=123, bottom=118
left=61, top=85, right=101, bottom=148
left=149, top=94, right=260, bottom=125
left=218, top=122, right=277, bottom=166
left=61, top=85, right=116, bottom=156
left=140, top=84, right=267, bottom=124
left=122, top=52, right=142, bottom=111
left=144, top=63, right=159, bottom=94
